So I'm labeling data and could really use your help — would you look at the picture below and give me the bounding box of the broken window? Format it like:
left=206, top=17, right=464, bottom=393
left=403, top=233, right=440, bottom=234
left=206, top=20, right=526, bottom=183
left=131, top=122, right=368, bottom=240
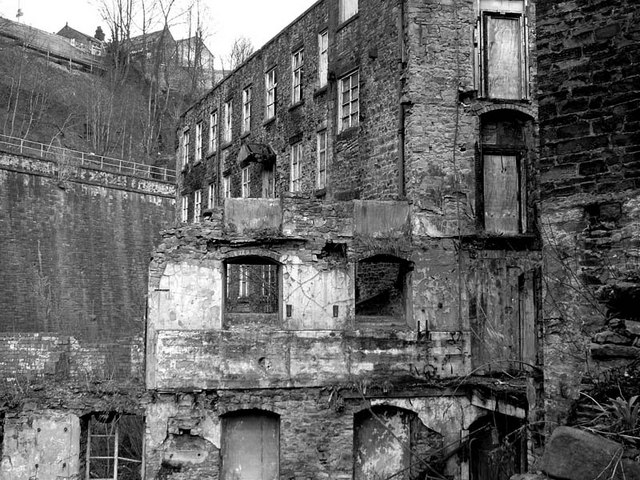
left=477, top=0, right=527, bottom=99
left=82, top=413, right=143, bottom=480
left=225, top=256, right=279, bottom=315
left=468, top=412, right=525, bottom=480
left=354, top=406, right=444, bottom=480
left=221, top=410, right=279, bottom=480
left=479, top=112, right=530, bottom=234
left=355, top=255, right=410, bottom=325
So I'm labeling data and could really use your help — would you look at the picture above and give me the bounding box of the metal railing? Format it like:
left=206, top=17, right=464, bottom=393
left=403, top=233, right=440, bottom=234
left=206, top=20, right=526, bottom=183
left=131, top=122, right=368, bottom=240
left=0, top=134, right=176, bottom=182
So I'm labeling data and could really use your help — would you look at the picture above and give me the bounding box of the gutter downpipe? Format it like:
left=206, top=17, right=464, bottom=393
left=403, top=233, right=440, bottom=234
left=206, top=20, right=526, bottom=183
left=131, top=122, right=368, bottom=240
left=397, top=0, right=407, bottom=198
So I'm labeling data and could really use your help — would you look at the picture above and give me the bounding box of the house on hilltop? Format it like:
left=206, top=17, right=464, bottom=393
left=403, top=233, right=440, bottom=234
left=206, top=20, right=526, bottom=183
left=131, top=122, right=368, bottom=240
left=56, top=23, right=105, bottom=56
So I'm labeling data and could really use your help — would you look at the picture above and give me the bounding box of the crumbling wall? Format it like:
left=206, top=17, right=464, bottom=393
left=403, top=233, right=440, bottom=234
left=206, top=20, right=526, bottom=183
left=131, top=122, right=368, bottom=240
left=537, top=0, right=640, bottom=425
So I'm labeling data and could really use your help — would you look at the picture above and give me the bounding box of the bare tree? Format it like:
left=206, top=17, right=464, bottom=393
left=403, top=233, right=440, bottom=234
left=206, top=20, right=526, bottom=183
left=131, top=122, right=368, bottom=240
left=224, top=36, right=254, bottom=72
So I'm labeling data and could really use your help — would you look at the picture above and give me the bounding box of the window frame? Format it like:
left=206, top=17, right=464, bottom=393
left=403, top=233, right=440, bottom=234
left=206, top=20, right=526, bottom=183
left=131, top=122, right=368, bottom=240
left=338, top=70, right=359, bottom=132
left=85, top=414, right=142, bottom=480
left=242, top=86, right=252, bottom=133
left=195, top=121, right=203, bottom=163
left=223, top=175, right=231, bottom=199
left=193, top=189, right=202, bottom=223
left=316, top=129, right=327, bottom=189
left=339, top=0, right=358, bottom=23
left=477, top=0, right=528, bottom=100
left=208, top=183, right=215, bottom=208
left=181, top=129, right=190, bottom=170
left=318, top=30, right=328, bottom=88
left=241, top=166, right=250, bottom=198
left=290, top=142, right=302, bottom=192
left=209, top=111, right=218, bottom=153
left=223, top=99, right=233, bottom=143
left=181, top=194, right=189, bottom=222
left=265, top=68, right=277, bottom=120
left=291, top=48, right=304, bottom=104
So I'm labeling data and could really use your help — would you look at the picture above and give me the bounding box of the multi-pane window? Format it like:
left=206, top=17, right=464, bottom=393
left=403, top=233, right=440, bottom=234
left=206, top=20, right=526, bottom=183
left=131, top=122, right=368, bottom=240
left=290, top=143, right=302, bottom=192
left=318, top=30, right=328, bottom=87
left=223, top=100, right=233, bottom=143
left=262, top=165, right=275, bottom=198
left=265, top=68, right=277, bottom=119
left=223, top=175, right=231, bottom=198
left=238, top=265, right=249, bottom=297
left=479, top=0, right=527, bottom=99
left=209, top=111, right=218, bottom=152
left=225, top=258, right=279, bottom=315
left=85, top=414, right=143, bottom=480
left=339, top=0, right=358, bottom=23
left=194, top=189, right=202, bottom=223
left=338, top=70, right=359, bottom=132
left=242, top=87, right=252, bottom=133
left=316, top=130, right=327, bottom=189
left=291, top=49, right=303, bottom=104
left=181, top=195, right=189, bottom=222
left=241, top=166, right=250, bottom=198
left=208, top=183, right=215, bottom=208
left=195, top=122, right=203, bottom=163
left=181, top=129, right=190, bottom=169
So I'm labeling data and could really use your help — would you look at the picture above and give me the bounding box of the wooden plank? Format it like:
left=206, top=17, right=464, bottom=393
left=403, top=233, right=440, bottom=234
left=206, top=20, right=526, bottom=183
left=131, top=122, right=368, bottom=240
left=484, top=155, right=520, bottom=234
left=519, top=270, right=537, bottom=369
left=485, top=15, right=522, bottom=99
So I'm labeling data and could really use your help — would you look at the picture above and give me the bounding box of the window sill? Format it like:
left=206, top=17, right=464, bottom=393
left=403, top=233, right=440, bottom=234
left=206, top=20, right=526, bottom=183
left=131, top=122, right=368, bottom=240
left=460, top=233, right=540, bottom=250
left=336, top=125, right=358, bottom=141
left=207, top=149, right=217, bottom=158
left=288, top=100, right=304, bottom=111
left=314, top=85, right=328, bottom=97
left=241, top=131, right=251, bottom=139
left=314, top=187, right=326, bottom=198
left=220, top=141, right=233, bottom=150
left=337, top=13, right=359, bottom=32
left=263, top=117, right=276, bottom=127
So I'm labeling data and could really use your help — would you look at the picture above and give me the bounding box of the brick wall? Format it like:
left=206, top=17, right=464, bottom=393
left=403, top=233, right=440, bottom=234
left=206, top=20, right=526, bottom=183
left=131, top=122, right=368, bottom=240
left=0, top=152, right=174, bottom=382
left=537, top=0, right=640, bottom=426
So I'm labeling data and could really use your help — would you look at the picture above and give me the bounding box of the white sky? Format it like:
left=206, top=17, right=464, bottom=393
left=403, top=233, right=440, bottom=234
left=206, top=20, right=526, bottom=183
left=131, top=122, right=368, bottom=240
left=0, top=0, right=318, bottom=62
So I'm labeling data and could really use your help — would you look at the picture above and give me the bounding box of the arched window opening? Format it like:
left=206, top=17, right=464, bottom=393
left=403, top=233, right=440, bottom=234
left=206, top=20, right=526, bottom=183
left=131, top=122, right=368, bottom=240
left=221, top=410, right=279, bottom=480
left=355, top=255, right=411, bottom=326
left=354, top=406, right=445, bottom=480
left=468, top=412, right=526, bottom=480
left=479, top=112, right=533, bottom=235
left=224, top=256, right=279, bottom=317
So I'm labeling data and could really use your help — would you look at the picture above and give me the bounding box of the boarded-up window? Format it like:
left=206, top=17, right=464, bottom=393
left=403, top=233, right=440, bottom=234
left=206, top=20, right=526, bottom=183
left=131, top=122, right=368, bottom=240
left=469, top=262, right=538, bottom=374
left=483, top=154, right=521, bottom=234
left=354, top=406, right=444, bottom=480
left=483, top=14, right=523, bottom=99
left=221, top=411, right=279, bottom=480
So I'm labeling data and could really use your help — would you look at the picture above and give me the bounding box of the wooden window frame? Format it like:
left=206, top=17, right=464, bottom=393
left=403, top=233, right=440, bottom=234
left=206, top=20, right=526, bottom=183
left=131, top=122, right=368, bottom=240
left=316, top=129, right=327, bottom=189
left=242, top=87, right=252, bottom=133
left=265, top=68, right=277, bottom=120
left=338, top=70, right=359, bottom=132
left=318, top=30, right=328, bottom=87
left=291, top=49, right=304, bottom=104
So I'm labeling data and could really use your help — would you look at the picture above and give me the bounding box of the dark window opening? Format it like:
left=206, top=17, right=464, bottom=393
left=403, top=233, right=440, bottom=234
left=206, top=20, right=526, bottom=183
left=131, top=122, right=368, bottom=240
left=469, top=412, right=526, bottom=480
left=354, top=406, right=445, bottom=480
left=221, top=410, right=279, bottom=480
left=81, top=413, right=143, bottom=480
left=225, top=256, right=279, bottom=315
left=355, top=255, right=410, bottom=325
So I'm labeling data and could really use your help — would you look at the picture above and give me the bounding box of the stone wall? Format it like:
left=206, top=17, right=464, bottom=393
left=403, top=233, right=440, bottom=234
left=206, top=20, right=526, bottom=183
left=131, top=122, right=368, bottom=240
left=537, top=0, right=640, bottom=426
left=0, top=151, right=175, bottom=382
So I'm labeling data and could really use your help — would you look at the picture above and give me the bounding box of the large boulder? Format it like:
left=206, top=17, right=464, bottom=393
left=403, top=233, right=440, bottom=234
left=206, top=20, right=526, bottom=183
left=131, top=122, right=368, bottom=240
left=540, top=427, right=640, bottom=480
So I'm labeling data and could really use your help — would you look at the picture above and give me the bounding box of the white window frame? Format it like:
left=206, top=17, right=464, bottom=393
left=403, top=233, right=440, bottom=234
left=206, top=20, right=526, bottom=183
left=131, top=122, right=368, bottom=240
left=181, top=195, right=189, bottom=222
left=339, top=0, right=358, bottom=23
left=338, top=70, right=359, bottom=132
left=265, top=68, right=277, bottom=120
left=291, top=49, right=303, bottom=104
left=316, top=129, right=328, bottom=189
left=223, top=100, right=233, bottom=143
left=241, top=166, right=250, bottom=198
left=209, top=111, right=218, bottom=152
left=181, top=129, right=190, bottom=169
left=242, top=87, right=252, bottom=133
left=195, top=122, right=203, bottom=163
left=208, top=183, right=215, bottom=208
left=238, top=264, right=249, bottom=297
left=194, top=189, right=202, bottom=223
left=223, top=175, right=231, bottom=198
left=290, top=143, right=302, bottom=192
left=318, top=30, right=328, bottom=88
